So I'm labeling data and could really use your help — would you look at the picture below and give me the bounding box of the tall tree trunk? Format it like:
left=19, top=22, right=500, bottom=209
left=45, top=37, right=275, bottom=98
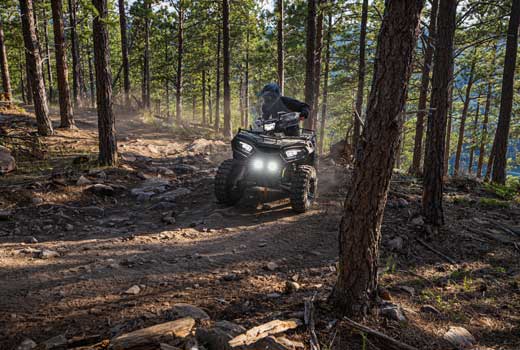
left=19, top=0, right=53, bottom=136
left=0, top=19, right=12, bottom=101
left=68, top=0, right=84, bottom=107
left=222, top=0, right=232, bottom=138
left=468, top=99, right=480, bottom=174
left=491, top=0, right=520, bottom=184
left=443, top=83, right=454, bottom=177
left=202, top=68, right=206, bottom=126
left=192, top=95, right=196, bottom=121
left=239, top=75, right=244, bottom=127
left=352, top=0, right=368, bottom=152
left=244, top=29, right=250, bottom=127
left=214, top=29, right=221, bottom=132
left=118, top=0, right=131, bottom=105
left=303, top=0, right=317, bottom=130
left=276, top=0, right=284, bottom=95
left=176, top=2, right=184, bottom=124
left=208, top=78, right=213, bottom=126
left=318, top=13, right=331, bottom=156
left=332, top=0, right=424, bottom=316
left=51, top=0, right=74, bottom=128
left=92, top=0, right=117, bottom=166
left=25, top=50, right=33, bottom=104
left=485, top=137, right=496, bottom=181
left=20, top=60, right=26, bottom=103
left=310, top=0, right=325, bottom=131
left=143, top=0, right=151, bottom=109
left=88, top=49, right=95, bottom=108
left=423, top=0, right=456, bottom=227
left=477, top=47, right=496, bottom=178
left=41, top=5, right=53, bottom=103
left=411, top=0, right=438, bottom=175
left=454, top=57, right=476, bottom=176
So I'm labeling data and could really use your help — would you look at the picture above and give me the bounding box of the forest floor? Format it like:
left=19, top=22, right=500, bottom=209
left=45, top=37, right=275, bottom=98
left=0, top=105, right=519, bottom=350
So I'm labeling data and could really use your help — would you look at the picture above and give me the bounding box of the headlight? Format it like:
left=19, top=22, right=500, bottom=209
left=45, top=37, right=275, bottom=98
left=252, top=158, right=264, bottom=170
left=264, top=122, right=276, bottom=131
left=267, top=161, right=279, bottom=172
left=284, top=148, right=305, bottom=159
left=238, top=141, right=253, bottom=153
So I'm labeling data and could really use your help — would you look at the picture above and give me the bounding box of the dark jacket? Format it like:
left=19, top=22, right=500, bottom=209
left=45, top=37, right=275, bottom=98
left=262, top=96, right=310, bottom=120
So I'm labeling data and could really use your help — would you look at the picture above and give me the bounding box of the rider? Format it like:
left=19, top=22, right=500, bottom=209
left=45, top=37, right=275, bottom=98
left=259, top=83, right=310, bottom=136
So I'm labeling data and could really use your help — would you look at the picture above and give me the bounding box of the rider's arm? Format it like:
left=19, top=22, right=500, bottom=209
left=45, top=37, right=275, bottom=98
left=280, top=96, right=310, bottom=119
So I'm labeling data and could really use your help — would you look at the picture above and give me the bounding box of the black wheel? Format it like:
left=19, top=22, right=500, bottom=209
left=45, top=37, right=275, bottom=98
left=215, top=159, right=244, bottom=205
left=290, top=165, right=317, bottom=213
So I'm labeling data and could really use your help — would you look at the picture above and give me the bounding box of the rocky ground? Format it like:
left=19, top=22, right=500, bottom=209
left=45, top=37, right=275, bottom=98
left=0, top=106, right=519, bottom=350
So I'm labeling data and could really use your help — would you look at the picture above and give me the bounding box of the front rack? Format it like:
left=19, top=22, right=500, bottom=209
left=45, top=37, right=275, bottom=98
left=238, top=127, right=315, bottom=144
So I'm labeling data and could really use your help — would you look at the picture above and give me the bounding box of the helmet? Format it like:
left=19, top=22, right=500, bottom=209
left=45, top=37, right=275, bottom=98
left=259, top=83, right=281, bottom=97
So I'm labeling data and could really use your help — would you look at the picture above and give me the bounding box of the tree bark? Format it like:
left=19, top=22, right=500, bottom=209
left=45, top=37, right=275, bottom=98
left=0, top=19, right=12, bottom=101
left=208, top=78, right=213, bottom=126
left=331, top=0, right=424, bottom=316
left=411, top=0, right=438, bottom=175
left=41, top=5, right=53, bottom=103
left=88, top=49, right=95, bottom=108
left=244, top=29, right=250, bottom=127
left=222, top=0, right=232, bottom=138
left=454, top=57, right=476, bottom=176
left=19, top=0, right=53, bottom=136
left=468, top=99, right=480, bottom=174
left=176, top=2, right=184, bottom=124
left=214, top=29, right=221, bottom=132
left=202, top=68, right=206, bottom=126
left=491, top=0, right=520, bottom=184
left=25, top=50, right=33, bottom=105
left=318, top=13, right=332, bottom=156
left=303, top=0, right=317, bottom=130
left=118, top=0, right=131, bottom=105
left=92, top=0, right=117, bottom=166
left=68, top=0, right=85, bottom=107
left=310, top=0, right=325, bottom=131
left=51, top=0, right=75, bottom=128
left=143, top=0, right=151, bottom=109
left=477, top=47, right=496, bottom=178
left=443, top=83, right=453, bottom=178
left=20, top=60, right=26, bottom=103
left=277, top=0, right=284, bottom=95
left=350, top=0, right=368, bottom=154
left=423, top=0, right=456, bottom=227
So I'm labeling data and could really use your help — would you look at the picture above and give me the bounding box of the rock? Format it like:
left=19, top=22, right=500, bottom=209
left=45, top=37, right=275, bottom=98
left=420, top=305, right=441, bottom=315
left=173, top=164, right=198, bottom=174
left=31, top=197, right=44, bottom=205
left=387, top=236, right=404, bottom=251
left=159, top=343, right=181, bottom=350
left=158, top=187, right=192, bottom=202
left=162, top=213, right=176, bottom=225
left=121, top=153, right=137, bottom=162
left=285, top=281, right=300, bottom=293
left=26, top=236, right=38, bottom=243
left=65, top=224, right=74, bottom=231
left=443, top=326, right=475, bottom=349
left=0, top=145, right=16, bottom=174
left=86, top=184, right=115, bottom=196
left=398, top=285, right=415, bottom=296
left=204, top=212, right=224, bottom=228
left=134, top=178, right=171, bottom=195
left=16, top=339, right=37, bottom=350
left=38, top=249, right=60, bottom=259
left=411, top=216, right=424, bottom=226
left=196, top=321, right=246, bottom=350
left=188, top=139, right=228, bottom=154
left=97, top=171, right=107, bottom=179
left=266, top=293, right=281, bottom=299
left=156, top=166, right=175, bottom=175
left=170, top=303, right=210, bottom=321
left=132, top=190, right=155, bottom=202
left=76, top=175, right=92, bottom=186
left=0, top=210, right=12, bottom=221
left=221, top=273, right=239, bottom=282
left=42, top=335, right=67, bottom=349
left=380, top=302, right=406, bottom=322
left=265, top=262, right=279, bottom=271
left=124, top=285, right=141, bottom=295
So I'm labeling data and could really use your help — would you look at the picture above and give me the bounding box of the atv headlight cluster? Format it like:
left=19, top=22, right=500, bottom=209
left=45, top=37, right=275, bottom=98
left=251, top=158, right=279, bottom=173
left=284, top=148, right=306, bottom=160
left=238, top=141, right=253, bottom=154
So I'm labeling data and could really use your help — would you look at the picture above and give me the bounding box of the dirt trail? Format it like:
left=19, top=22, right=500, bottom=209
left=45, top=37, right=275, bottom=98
left=1, top=108, right=519, bottom=349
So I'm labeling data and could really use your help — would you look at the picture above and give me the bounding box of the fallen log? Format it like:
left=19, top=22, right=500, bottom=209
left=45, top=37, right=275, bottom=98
left=304, top=293, right=320, bottom=350
left=343, top=317, right=418, bottom=350
left=228, top=319, right=301, bottom=347
left=110, top=317, right=195, bottom=350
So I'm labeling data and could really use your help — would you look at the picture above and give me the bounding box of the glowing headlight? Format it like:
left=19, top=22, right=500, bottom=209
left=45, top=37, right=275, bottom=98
left=267, top=161, right=279, bottom=172
left=238, top=141, right=253, bottom=153
left=284, top=148, right=304, bottom=158
left=252, top=159, right=264, bottom=170
left=264, top=123, right=276, bottom=131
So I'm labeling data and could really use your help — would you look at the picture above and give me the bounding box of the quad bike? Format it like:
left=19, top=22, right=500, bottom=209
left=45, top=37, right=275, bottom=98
left=215, top=112, right=317, bottom=213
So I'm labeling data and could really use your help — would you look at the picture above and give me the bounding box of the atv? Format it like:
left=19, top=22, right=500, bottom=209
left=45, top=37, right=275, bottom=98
left=215, top=112, right=317, bottom=213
